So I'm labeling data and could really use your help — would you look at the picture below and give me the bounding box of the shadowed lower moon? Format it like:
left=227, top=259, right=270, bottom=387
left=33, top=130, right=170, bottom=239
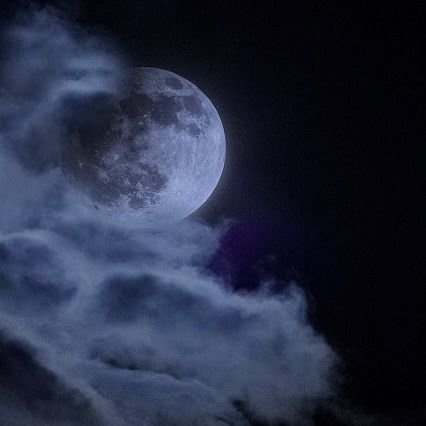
left=60, top=67, right=226, bottom=225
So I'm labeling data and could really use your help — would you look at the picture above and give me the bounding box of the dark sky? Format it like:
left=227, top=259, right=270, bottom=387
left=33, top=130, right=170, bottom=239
left=1, top=1, right=425, bottom=424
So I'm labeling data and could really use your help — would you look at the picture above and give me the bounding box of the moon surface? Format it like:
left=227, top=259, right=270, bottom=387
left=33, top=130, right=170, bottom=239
left=61, top=67, right=226, bottom=225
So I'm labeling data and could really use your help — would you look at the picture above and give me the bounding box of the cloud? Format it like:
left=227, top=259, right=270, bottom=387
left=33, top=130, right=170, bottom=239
left=0, top=4, right=123, bottom=172
left=0, top=5, right=338, bottom=426
left=0, top=215, right=338, bottom=425
left=0, top=331, right=105, bottom=426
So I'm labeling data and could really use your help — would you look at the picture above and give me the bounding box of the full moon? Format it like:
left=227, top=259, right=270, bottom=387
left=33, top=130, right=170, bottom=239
left=60, top=67, right=226, bottom=225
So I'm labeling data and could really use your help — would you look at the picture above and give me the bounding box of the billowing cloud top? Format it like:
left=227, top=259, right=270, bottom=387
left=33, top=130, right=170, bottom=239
left=0, top=6, right=337, bottom=426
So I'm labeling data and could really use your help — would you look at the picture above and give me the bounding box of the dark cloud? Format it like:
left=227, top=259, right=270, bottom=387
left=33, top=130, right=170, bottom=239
left=0, top=5, right=339, bottom=426
left=0, top=332, right=103, bottom=426
left=0, top=236, right=76, bottom=314
left=99, top=274, right=160, bottom=323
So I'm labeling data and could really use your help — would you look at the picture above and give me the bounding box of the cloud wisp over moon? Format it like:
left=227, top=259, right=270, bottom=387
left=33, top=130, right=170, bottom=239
left=0, top=7, right=338, bottom=426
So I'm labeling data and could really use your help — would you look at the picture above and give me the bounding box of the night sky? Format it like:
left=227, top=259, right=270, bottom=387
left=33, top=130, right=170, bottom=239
left=1, top=1, right=425, bottom=425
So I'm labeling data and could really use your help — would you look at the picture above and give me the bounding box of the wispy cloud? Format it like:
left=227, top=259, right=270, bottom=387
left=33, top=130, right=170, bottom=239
left=0, top=5, right=123, bottom=172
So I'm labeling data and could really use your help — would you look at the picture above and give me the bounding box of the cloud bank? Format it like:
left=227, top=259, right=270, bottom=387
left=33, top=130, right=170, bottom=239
left=0, top=6, right=337, bottom=426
